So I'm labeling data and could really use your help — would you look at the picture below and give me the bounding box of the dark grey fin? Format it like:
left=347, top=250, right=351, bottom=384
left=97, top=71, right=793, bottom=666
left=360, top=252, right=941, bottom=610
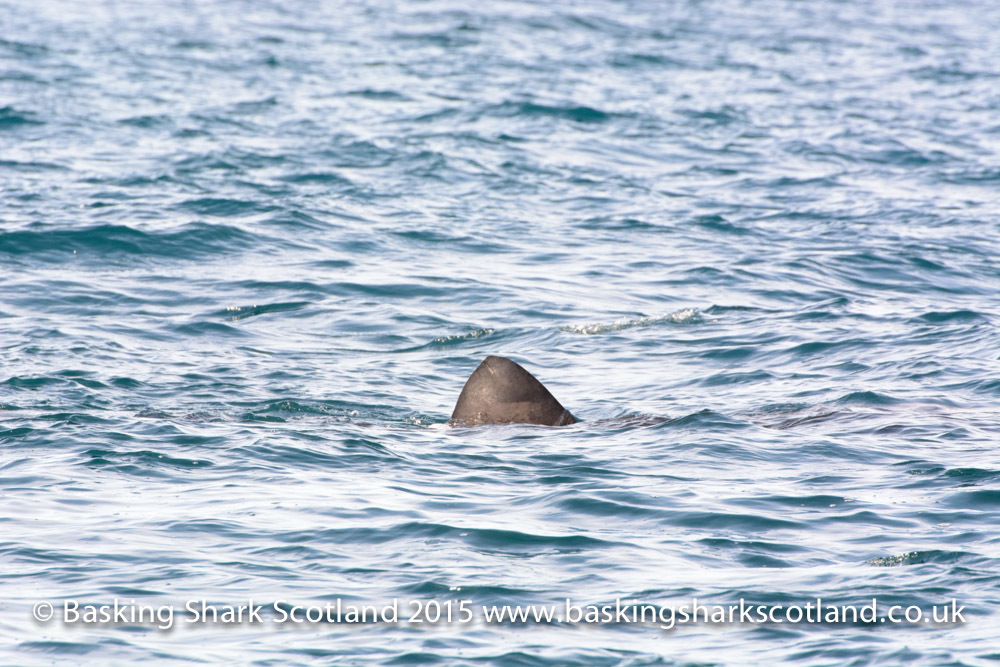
left=450, top=356, right=577, bottom=426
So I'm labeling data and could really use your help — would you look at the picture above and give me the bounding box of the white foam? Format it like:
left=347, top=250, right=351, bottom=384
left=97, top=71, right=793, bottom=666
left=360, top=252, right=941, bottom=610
left=560, top=308, right=704, bottom=335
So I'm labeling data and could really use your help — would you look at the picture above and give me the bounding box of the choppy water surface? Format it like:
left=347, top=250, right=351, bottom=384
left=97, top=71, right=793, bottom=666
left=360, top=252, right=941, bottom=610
left=2, top=0, right=999, bottom=664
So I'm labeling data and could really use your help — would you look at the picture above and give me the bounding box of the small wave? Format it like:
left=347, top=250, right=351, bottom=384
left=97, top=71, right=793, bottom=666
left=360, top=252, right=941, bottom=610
left=277, top=171, right=354, bottom=187
left=431, top=328, right=495, bottom=346
left=318, top=139, right=398, bottom=168
left=177, top=197, right=276, bottom=217
left=669, top=510, right=802, bottom=532
left=561, top=308, right=703, bottom=335
left=0, top=427, right=34, bottom=442
left=693, top=214, right=750, bottom=235
left=677, top=106, right=746, bottom=126
left=83, top=448, right=213, bottom=472
left=754, top=407, right=843, bottom=430
left=0, top=159, right=66, bottom=171
left=0, top=106, right=43, bottom=128
left=656, top=409, right=750, bottom=431
left=222, top=302, right=309, bottom=321
left=582, top=413, right=673, bottom=430
left=912, top=310, right=988, bottom=324
left=17, top=641, right=100, bottom=657
left=835, top=391, right=901, bottom=406
left=701, top=369, right=774, bottom=386
left=0, top=222, right=260, bottom=261
left=390, top=30, right=478, bottom=49
left=345, top=89, right=411, bottom=101
left=239, top=400, right=432, bottom=426
left=488, top=101, right=616, bottom=124
left=0, top=38, right=50, bottom=57
left=557, top=495, right=667, bottom=520
left=2, top=374, right=112, bottom=392
left=171, top=321, right=248, bottom=338
left=867, top=550, right=969, bottom=567
left=943, top=489, right=1000, bottom=510
left=117, top=114, right=173, bottom=129
left=608, top=52, right=688, bottom=69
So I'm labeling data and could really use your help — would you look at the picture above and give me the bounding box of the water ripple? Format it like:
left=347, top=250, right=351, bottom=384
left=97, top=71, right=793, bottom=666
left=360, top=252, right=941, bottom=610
left=1, top=0, right=998, bottom=663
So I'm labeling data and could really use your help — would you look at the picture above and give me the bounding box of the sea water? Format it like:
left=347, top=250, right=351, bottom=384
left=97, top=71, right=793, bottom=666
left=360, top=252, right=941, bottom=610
left=1, top=0, right=999, bottom=664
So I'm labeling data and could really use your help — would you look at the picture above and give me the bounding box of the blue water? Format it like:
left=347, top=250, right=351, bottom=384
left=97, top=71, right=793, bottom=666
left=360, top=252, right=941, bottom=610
left=2, top=0, right=999, bottom=663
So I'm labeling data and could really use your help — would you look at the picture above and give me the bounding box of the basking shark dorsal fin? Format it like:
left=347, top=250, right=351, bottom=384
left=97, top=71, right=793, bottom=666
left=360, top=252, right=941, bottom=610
left=450, top=356, right=577, bottom=426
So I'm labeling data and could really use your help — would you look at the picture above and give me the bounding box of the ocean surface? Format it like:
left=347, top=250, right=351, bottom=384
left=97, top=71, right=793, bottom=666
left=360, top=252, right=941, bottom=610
left=2, top=0, right=999, bottom=664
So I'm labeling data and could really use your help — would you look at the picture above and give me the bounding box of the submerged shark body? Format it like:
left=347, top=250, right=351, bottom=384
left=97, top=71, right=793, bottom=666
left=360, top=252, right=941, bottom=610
left=450, top=356, right=577, bottom=427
